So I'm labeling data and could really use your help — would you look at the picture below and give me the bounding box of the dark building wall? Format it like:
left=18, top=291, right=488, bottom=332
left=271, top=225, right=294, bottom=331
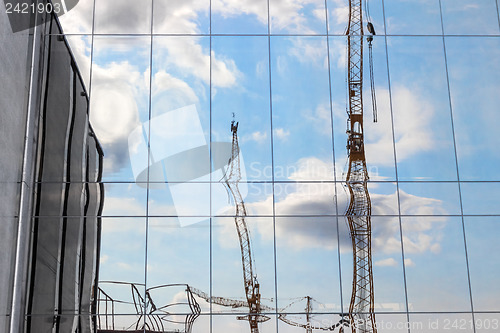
left=25, top=14, right=103, bottom=333
left=0, top=4, right=35, bottom=331
left=0, top=7, right=103, bottom=332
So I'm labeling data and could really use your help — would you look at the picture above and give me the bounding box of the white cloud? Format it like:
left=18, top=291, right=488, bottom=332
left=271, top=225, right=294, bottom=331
left=273, top=128, right=290, bottom=140
left=101, top=197, right=145, bottom=217
left=58, top=0, right=94, bottom=34
left=288, top=37, right=329, bottom=68
left=243, top=131, right=268, bottom=144
left=288, top=157, right=334, bottom=181
left=331, top=3, right=349, bottom=32
left=374, top=258, right=398, bottom=267
left=302, top=104, right=332, bottom=135
left=404, top=258, right=416, bottom=267
left=333, top=86, right=436, bottom=168
left=242, top=156, right=448, bottom=257
left=154, top=38, right=240, bottom=89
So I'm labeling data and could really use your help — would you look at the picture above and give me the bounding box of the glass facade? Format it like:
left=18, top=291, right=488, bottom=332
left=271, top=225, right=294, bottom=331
left=6, top=0, right=500, bottom=332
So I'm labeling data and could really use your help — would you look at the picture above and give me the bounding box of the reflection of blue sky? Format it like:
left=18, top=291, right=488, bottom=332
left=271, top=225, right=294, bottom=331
left=54, top=0, right=500, bottom=327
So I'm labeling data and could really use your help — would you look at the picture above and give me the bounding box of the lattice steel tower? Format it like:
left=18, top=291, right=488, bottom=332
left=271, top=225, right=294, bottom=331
left=345, top=0, right=377, bottom=332
left=223, top=120, right=269, bottom=333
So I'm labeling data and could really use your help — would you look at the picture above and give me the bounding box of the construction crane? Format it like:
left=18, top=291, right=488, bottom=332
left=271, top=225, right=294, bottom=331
left=222, top=118, right=269, bottom=333
left=344, top=0, right=377, bottom=333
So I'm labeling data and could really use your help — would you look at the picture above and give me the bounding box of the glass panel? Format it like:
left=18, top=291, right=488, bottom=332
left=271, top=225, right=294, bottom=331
left=327, top=0, right=385, bottom=36
left=153, top=0, right=209, bottom=34
left=441, top=0, right=500, bottom=35
left=398, top=182, right=461, bottom=216
left=212, top=36, right=272, bottom=182
left=461, top=182, right=500, bottom=215
left=94, top=0, right=153, bottom=34
left=271, top=36, right=334, bottom=181
left=402, top=217, right=471, bottom=312
left=90, top=37, right=151, bottom=182
left=98, top=218, right=147, bottom=314
left=148, top=182, right=210, bottom=220
left=330, top=36, right=397, bottom=181
left=270, top=0, right=326, bottom=34
left=387, top=37, right=457, bottom=181
left=212, top=0, right=268, bottom=34
left=371, top=217, right=406, bottom=312
left=100, top=183, right=147, bottom=217
left=213, top=182, right=274, bottom=217
left=370, top=182, right=398, bottom=216
left=274, top=183, right=335, bottom=216
left=464, top=217, right=500, bottom=311
left=212, top=217, right=275, bottom=314
left=408, top=313, right=474, bottom=333
left=150, top=36, right=211, bottom=183
left=445, top=37, right=500, bottom=181
left=383, top=0, right=442, bottom=35
left=275, top=217, right=341, bottom=313
left=146, top=218, right=210, bottom=314
left=57, top=0, right=94, bottom=34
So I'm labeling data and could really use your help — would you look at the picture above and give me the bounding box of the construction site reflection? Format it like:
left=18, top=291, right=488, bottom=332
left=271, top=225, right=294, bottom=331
left=96, top=281, right=351, bottom=333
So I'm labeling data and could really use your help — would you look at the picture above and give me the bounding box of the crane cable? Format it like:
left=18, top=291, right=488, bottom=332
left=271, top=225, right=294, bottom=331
left=365, top=0, right=377, bottom=123
left=368, top=37, right=377, bottom=123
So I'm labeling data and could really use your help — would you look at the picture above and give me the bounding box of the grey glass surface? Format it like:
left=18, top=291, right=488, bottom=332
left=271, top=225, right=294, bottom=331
left=94, top=0, right=153, bottom=34
left=57, top=0, right=95, bottom=34
left=153, top=0, right=210, bottom=34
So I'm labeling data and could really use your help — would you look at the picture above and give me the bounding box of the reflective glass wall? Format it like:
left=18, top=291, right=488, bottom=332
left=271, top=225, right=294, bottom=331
left=46, top=0, right=500, bottom=332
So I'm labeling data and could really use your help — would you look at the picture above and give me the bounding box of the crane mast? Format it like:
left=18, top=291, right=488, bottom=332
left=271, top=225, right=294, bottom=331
left=345, top=0, right=377, bottom=333
left=223, top=120, right=269, bottom=333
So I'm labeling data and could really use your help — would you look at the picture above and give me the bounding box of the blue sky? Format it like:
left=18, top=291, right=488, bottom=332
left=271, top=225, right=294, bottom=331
left=56, top=0, right=500, bottom=331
